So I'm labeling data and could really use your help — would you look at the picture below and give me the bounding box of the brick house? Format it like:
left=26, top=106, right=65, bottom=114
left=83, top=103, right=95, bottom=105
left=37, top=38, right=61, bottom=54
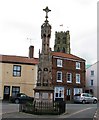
left=52, top=52, right=86, bottom=102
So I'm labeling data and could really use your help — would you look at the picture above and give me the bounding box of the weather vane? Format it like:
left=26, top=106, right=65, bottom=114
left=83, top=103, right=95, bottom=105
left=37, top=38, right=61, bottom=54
left=43, top=6, right=51, bottom=21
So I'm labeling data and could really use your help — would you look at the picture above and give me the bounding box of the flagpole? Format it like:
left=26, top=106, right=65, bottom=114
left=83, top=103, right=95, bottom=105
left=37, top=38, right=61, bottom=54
left=59, top=24, right=63, bottom=31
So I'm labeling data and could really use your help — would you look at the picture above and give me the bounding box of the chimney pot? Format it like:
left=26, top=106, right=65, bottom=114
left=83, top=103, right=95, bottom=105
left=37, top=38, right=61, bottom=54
left=29, top=46, right=34, bottom=58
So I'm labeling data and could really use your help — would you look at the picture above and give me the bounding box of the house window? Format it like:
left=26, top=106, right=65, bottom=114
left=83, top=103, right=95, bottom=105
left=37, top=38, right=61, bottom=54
left=74, top=88, right=82, bottom=95
left=91, top=70, right=94, bottom=76
left=76, top=74, right=80, bottom=83
left=90, top=80, right=93, bottom=86
left=12, top=86, right=20, bottom=96
left=13, top=65, right=21, bottom=77
left=57, top=59, right=62, bottom=67
left=76, top=62, right=80, bottom=69
left=55, top=87, right=64, bottom=98
left=67, top=73, right=72, bottom=83
left=57, top=71, right=62, bottom=82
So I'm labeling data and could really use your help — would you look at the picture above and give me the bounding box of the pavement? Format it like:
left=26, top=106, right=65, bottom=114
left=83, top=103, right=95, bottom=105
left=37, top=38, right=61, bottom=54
left=93, top=102, right=99, bottom=120
left=93, top=108, right=99, bottom=120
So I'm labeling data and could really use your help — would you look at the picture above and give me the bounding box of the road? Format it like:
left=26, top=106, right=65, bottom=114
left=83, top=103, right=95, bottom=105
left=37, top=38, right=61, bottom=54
left=0, top=101, right=19, bottom=119
left=1, top=102, right=98, bottom=119
left=61, top=104, right=97, bottom=119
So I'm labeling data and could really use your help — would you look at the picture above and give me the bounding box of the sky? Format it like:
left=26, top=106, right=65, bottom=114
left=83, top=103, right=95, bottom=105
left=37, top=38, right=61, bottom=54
left=0, top=0, right=97, bottom=65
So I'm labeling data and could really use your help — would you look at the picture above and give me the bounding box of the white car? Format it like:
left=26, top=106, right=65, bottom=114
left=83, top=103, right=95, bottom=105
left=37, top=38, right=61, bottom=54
left=74, top=93, right=98, bottom=104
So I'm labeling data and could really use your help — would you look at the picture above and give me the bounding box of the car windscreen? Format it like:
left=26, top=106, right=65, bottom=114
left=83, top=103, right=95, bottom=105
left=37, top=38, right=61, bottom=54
left=74, top=94, right=81, bottom=96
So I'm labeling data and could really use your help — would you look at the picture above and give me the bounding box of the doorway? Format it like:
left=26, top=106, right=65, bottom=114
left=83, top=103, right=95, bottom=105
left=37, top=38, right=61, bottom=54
left=66, top=88, right=71, bottom=101
left=3, top=86, right=10, bottom=100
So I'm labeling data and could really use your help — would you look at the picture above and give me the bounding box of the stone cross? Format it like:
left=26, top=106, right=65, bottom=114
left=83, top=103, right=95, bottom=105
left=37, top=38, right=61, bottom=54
left=43, top=6, right=51, bottom=19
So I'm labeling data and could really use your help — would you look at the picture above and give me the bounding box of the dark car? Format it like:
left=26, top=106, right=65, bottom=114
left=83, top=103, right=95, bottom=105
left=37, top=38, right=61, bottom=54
left=9, top=93, right=34, bottom=104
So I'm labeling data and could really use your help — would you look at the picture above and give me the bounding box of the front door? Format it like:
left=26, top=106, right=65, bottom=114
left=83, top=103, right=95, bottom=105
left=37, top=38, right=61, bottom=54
left=3, top=86, right=10, bottom=100
left=67, top=88, right=71, bottom=101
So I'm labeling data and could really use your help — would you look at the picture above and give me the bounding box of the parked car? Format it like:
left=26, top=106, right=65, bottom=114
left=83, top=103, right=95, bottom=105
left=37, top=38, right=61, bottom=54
left=9, top=93, right=34, bottom=104
left=74, top=93, right=98, bottom=104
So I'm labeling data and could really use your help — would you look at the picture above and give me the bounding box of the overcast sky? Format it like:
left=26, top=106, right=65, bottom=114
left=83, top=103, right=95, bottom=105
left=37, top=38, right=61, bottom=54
left=0, top=0, right=97, bottom=65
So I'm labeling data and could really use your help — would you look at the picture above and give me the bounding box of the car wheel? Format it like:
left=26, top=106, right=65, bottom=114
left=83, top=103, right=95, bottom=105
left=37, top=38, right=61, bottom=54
left=82, top=100, right=86, bottom=104
left=93, top=100, right=97, bottom=104
left=15, top=99, right=19, bottom=104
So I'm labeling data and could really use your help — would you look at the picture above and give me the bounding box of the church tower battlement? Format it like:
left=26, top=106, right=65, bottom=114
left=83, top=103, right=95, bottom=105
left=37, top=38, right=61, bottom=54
left=54, top=31, right=71, bottom=54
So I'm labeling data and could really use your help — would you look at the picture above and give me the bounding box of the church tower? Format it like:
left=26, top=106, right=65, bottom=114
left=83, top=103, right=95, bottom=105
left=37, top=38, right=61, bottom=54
left=54, top=31, right=71, bottom=54
left=34, top=7, right=53, bottom=102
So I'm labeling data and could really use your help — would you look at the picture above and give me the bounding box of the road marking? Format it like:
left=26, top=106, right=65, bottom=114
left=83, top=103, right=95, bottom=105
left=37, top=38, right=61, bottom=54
left=69, top=107, right=92, bottom=116
left=60, top=107, right=93, bottom=118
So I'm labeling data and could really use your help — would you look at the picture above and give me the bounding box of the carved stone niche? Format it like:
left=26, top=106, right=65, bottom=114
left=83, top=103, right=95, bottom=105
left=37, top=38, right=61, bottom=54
left=43, top=68, right=48, bottom=71
left=38, top=68, right=42, bottom=72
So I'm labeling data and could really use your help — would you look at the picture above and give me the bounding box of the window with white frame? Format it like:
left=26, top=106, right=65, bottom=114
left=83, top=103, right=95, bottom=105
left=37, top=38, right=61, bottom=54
left=90, top=80, right=93, bottom=86
left=76, top=74, right=80, bottom=83
left=54, top=87, right=64, bottom=98
left=76, top=62, right=80, bottom=69
left=74, top=88, right=82, bottom=95
left=57, top=59, right=62, bottom=67
left=91, top=70, right=94, bottom=76
left=57, top=71, right=62, bottom=82
left=67, top=73, right=72, bottom=83
left=13, top=65, right=21, bottom=77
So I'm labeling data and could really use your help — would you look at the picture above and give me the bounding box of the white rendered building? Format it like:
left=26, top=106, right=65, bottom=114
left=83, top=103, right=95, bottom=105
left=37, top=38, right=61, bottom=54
left=86, top=61, right=99, bottom=100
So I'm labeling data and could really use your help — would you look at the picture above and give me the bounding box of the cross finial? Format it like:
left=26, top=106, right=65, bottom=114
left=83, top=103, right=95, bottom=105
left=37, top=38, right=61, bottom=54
left=43, top=6, right=51, bottom=20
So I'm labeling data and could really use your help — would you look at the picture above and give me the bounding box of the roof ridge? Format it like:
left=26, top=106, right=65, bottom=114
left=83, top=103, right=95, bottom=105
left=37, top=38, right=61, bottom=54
left=52, top=52, right=85, bottom=61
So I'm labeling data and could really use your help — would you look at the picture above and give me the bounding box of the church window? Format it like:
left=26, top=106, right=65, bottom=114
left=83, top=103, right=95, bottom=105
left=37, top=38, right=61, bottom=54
left=63, top=37, right=66, bottom=44
left=57, top=47, right=60, bottom=52
left=62, top=47, right=65, bottom=53
left=57, top=37, right=60, bottom=44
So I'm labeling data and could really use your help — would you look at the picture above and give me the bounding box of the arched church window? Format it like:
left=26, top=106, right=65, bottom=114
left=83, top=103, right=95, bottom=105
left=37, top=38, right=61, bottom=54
left=57, top=47, right=60, bottom=52
left=62, top=47, right=65, bottom=53
left=57, top=37, right=60, bottom=44
left=63, top=37, right=66, bottom=44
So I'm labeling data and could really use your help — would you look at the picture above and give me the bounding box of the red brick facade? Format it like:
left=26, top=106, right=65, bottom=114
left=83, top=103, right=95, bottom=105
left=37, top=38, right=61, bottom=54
left=52, top=52, right=86, bottom=102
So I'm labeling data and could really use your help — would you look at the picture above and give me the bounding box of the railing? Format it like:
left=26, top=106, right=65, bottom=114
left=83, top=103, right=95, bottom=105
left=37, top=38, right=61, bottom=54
left=19, top=101, right=66, bottom=115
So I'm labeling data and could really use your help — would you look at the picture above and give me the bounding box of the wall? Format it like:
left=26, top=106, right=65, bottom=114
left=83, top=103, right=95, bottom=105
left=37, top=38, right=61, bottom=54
left=86, top=62, right=98, bottom=98
left=1, top=62, right=37, bottom=99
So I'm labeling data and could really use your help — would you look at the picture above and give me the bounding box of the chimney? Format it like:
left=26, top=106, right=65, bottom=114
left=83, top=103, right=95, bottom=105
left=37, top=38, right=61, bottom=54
left=29, top=45, right=34, bottom=58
